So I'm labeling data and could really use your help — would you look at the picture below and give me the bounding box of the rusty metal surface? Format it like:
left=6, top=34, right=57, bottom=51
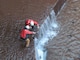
left=0, top=0, right=66, bottom=60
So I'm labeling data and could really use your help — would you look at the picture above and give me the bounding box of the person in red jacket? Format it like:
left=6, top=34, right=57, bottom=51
left=20, top=25, right=36, bottom=47
left=25, top=19, right=39, bottom=31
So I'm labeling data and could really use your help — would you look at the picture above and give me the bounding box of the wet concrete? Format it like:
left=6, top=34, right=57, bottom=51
left=0, top=0, right=65, bottom=60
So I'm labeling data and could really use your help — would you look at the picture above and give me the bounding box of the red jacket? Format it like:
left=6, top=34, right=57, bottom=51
left=25, top=19, right=39, bottom=26
left=20, top=29, right=34, bottom=39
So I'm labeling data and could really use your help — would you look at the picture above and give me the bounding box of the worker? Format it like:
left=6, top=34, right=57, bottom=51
left=25, top=19, right=39, bottom=31
left=20, top=25, right=36, bottom=47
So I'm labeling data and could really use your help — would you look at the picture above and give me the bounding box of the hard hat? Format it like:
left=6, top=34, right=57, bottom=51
left=30, top=21, right=34, bottom=26
left=25, top=25, right=30, bottom=29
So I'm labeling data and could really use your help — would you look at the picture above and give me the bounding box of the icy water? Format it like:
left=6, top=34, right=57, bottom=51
left=34, top=10, right=59, bottom=60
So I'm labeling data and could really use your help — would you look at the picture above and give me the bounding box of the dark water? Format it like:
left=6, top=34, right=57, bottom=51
left=0, top=0, right=57, bottom=20
left=0, top=0, right=57, bottom=60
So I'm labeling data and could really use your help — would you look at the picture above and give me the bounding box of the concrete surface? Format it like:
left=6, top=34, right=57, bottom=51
left=47, top=0, right=80, bottom=60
